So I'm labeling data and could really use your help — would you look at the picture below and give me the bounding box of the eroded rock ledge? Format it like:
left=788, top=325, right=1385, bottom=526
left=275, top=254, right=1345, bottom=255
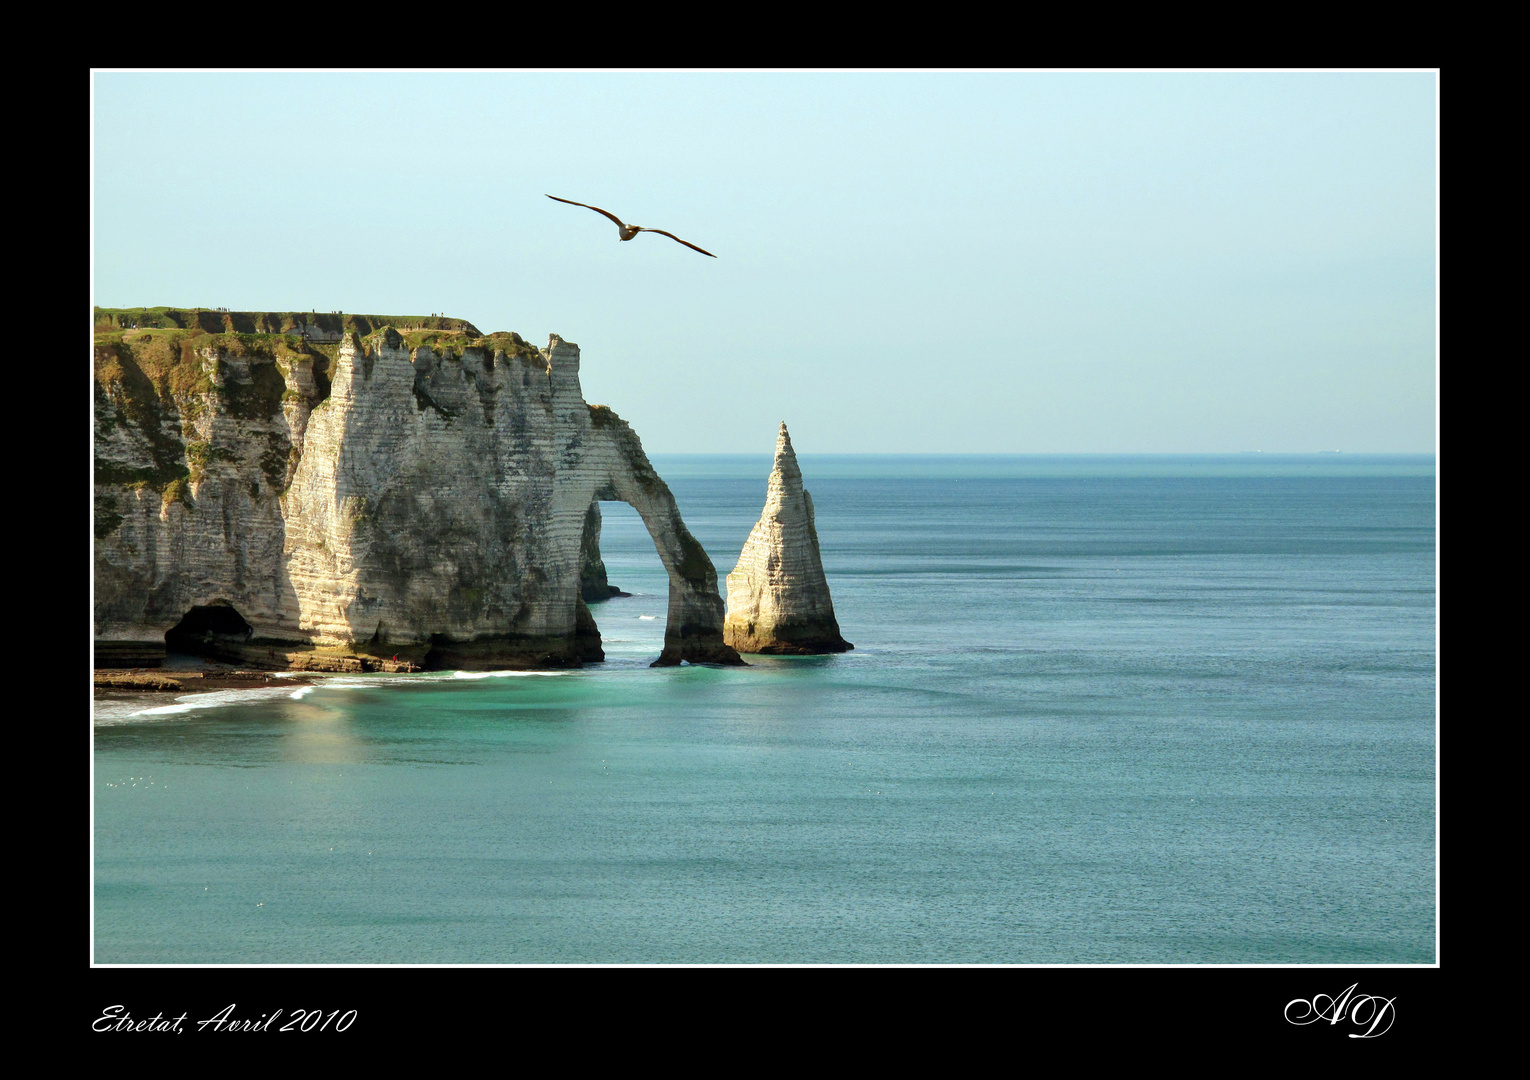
left=724, top=423, right=853, bottom=655
left=94, top=318, right=742, bottom=670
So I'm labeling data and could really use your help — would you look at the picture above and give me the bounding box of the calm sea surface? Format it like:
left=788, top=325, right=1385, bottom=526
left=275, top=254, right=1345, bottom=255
left=93, top=455, right=1437, bottom=964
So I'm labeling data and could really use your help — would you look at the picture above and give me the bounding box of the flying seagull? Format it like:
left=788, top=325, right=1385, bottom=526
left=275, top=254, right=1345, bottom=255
left=546, top=195, right=717, bottom=257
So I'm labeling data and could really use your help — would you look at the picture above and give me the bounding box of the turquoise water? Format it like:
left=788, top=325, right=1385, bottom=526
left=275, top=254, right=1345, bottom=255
left=93, top=455, right=1436, bottom=964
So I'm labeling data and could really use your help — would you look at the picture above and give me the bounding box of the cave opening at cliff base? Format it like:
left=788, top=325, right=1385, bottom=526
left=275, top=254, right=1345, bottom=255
left=164, top=601, right=253, bottom=658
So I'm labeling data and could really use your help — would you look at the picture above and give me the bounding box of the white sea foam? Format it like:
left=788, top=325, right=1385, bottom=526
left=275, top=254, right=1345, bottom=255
left=638, top=615, right=657, bottom=620
left=94, top=666, right=572, bottom=723
left=274, top=670, right=567, bottom=690
left=93, top=686, right=297, bottom=725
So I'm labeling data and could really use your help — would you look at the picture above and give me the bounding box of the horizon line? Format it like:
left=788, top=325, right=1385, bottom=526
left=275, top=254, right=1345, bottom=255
left=645, top=450, right=1438, bottom=457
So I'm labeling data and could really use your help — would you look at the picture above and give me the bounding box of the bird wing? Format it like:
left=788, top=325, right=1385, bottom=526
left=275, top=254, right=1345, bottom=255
left=639, top=228, right=718, bottom=258
left=546, top=194, right=627, bottom=229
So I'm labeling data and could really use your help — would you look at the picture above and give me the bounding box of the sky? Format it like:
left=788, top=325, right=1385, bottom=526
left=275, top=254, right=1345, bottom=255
left=91, top=71, right=1437, bottom=454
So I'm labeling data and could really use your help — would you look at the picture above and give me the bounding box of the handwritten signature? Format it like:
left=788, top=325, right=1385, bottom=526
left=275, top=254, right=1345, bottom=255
left=94, top=1005, right=357, bottom=1034
left=1285, top=984, right=1395, bottom=1038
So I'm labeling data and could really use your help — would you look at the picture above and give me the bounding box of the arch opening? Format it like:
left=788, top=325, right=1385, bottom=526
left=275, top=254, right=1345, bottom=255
left=581, top=499, right=669, bottom=663
left=580, top=500, right=632, bottom=604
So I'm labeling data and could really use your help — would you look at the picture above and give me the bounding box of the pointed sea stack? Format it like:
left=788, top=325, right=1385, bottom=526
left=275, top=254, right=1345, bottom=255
left=724, top=423, right=853, bottom=655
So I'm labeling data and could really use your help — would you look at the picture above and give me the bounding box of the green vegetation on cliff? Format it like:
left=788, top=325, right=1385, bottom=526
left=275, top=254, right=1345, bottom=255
left=468, top=331, right=545, bottom=363
left=93, top=328, right=329, bottom=517
left=93, top=339, right=195, bottom=500
left=93, top=309, right=538, bottom=532
left=370, top=327, right=545, bottom=365
left=94, top=306, right=481, bottom=338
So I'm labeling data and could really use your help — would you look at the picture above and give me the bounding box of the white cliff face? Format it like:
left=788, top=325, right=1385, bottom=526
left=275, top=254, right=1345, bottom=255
left=94, top=327, right=742, bottom=669
left=93, top=339, right=306, bottom=660
left=724, top=423, right=852, bottom=655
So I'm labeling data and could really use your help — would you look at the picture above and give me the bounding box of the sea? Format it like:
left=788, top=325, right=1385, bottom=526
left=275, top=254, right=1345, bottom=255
left=92, top=454, right=1437, bottom=965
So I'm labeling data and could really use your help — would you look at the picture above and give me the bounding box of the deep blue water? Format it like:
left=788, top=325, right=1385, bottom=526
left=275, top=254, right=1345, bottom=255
left=93, top=455, right=1436, bottom=964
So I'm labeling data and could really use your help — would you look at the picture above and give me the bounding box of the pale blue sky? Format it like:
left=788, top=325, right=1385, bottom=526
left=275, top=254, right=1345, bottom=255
left=92, top=71, right=1436, bottom=454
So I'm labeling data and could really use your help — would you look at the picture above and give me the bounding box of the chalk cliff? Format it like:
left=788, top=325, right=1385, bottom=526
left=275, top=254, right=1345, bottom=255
left=93, top=312, right=743, bottom=670
left=723, top=424, right=853, bottom=655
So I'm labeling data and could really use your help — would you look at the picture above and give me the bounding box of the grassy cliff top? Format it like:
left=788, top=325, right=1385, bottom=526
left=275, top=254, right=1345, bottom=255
left=94, top=309, right=550, bottom=364
left=384, top=328, right=544, bottom=362
left=94, top=307, right=482, bottom=337
left=95, top=326, right=318, bottom=362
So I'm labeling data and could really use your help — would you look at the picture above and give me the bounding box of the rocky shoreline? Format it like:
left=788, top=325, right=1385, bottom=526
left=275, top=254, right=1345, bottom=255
left=94, top=668, right=327, bottom=693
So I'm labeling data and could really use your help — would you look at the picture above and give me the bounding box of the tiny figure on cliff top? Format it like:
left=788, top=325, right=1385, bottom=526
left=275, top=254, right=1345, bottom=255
left=546, top=195, right=717, bottom=258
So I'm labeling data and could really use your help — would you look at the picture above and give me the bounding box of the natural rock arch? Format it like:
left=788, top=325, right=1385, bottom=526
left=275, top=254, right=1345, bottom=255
left=277, top=331, right=742, bottom=668
left=582, top=408, right=744, bottom=666
left=94, top=325, right=742, bottom=671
